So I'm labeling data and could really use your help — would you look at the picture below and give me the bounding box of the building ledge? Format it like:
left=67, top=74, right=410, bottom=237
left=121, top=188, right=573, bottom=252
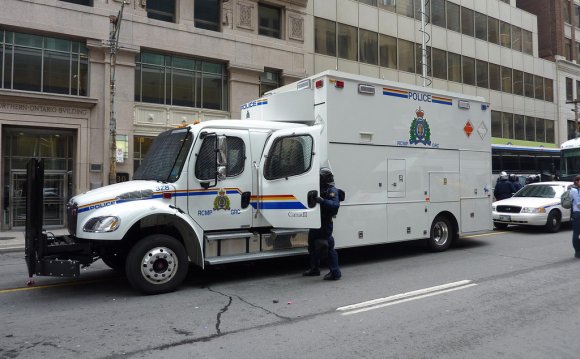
left=0, top=89, right=98, bottom=108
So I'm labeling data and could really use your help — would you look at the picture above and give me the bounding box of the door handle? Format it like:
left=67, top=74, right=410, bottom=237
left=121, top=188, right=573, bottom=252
left=241, top=192, right=251, bottom=209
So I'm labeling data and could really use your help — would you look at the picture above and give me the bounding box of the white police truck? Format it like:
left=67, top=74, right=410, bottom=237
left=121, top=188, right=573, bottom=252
left=25, top=71, right=492, bottom=294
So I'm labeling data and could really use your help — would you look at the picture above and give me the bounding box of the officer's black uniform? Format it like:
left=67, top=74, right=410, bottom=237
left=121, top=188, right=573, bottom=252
left=303, top=168, right=342, bottom=280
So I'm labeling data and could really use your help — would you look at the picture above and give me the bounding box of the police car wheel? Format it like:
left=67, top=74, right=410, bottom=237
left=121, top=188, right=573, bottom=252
left=126, top=234, right=188, bottom=294
left=544, top=210, right=561, bottom=233
left=493, top=222, right=509, bottom=230
left=426, top=215, right=454, bottom=252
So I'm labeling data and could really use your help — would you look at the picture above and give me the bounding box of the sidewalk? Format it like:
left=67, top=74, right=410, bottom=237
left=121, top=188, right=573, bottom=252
left=0, top=229, right=69, bottom=253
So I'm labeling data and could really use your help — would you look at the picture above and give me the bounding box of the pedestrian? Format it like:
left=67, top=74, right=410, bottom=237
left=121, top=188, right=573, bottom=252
left=303, top=167, right=342, bottom=280
left=570, top=175, right=580, bottom=258
left=494, top=171, right=516, bottom=201
left=509, top=174, right=522, bottom=192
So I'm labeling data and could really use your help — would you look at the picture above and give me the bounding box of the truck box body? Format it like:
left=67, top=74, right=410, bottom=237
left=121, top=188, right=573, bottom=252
left=25, top=71, right=492, bottom=294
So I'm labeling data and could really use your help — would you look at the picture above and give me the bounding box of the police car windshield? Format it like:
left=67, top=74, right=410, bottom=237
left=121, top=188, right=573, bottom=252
left=513, top=184, right=561, bottom=199
left=133, top=128, right=193, bottom=182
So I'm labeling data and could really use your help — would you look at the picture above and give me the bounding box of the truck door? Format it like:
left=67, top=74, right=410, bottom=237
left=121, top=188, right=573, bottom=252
left=258, top=126, right=321, bottom=228
left=189, top=129, right=253, bottom=231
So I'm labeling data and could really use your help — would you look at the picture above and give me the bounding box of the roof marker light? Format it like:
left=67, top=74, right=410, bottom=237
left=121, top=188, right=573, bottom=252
left=335, top=80, right=345, bottom=89
left=315, top=79, right=324, bottom=89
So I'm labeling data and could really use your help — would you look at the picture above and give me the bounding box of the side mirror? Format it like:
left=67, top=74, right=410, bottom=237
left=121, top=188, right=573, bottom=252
left=307, top=190, right=318, bottom=208
left=217, top=165, right=227, bottom=181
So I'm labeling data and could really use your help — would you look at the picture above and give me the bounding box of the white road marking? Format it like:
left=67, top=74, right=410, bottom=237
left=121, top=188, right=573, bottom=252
left=337, top=280, right=477, bottom=316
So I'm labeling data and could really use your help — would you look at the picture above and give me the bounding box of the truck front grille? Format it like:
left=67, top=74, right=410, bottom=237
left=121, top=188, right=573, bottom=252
left=66, top=203, right=78, bottom=236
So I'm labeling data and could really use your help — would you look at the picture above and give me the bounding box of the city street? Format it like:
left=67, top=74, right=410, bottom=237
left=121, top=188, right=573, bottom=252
left=1, top=226, right=580, bottom=359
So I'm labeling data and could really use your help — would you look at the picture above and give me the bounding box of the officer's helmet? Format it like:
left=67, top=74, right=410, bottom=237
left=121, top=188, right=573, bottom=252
left=320, top=167, right=334, bottom=185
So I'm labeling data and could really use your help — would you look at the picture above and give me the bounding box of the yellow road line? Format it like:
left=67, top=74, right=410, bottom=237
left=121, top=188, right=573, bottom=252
left=462, top=231, right=506, bottom=239
left=0, top=277, right=115, bottom=294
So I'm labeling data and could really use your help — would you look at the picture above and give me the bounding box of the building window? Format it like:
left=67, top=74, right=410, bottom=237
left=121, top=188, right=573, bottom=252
left=315, top=18, right=336, bottom=57
left=0, top=30, right=88, bottom=96
left=415, top=44, right=431, bottom=76
left=546, top=120, right=555, bottom=144
left=461, top=7, right=474, bottom=37
left=259, top=70, right=280, bottom=96
left=462, top=56, right=475, bottom=86
left=500, top=21, right=511, bottom=48
left=378, top=0, right=396, bottom=13
left=525, top=116, right=535, bottom=141
left=565, top=38, right=572, bottom=61
left=337, top=23, right=358, bottom=61
left=564, top=0, right=572, bottom=24
left=488, top=17, right=499, bottom=45
left=432, top=48, right=447, bottom=79
left=545, top=78, right=554, bottom=102
left=576, top=4, right=580, bottom=27
left=398, top=39, right=415, bottom=73
left=536, top=118, right=546, bottom=142
left=568, top=120, right=577, bottom=140
left=397, top=0, right=415, bottom=18
left=566, top=77, right=574, bottom=101
left=511, top=26, right=522, bottom=52
left=447, top=52, right=461, bottom=82
left=446, top=2, right=460, bottom=33
left=474, top=12, right=487, bottom=41
left=534, top=75, right=544, bottom=100
left=514, top=114, right=525, bottom=140
left=491, top=111, right=502, bottom=137
left=501, top=66, right=512, bottom=93
left=359, top=29, right=378, bottom=65
left=476, top=60, right=488, bottom=88
left=512, top=70, right=523, bottom=96
left=359, top=0, right=378, bottom=5
left=500, top=0, right=510, bottom=4
left=147, top=0, right=176, bottom=23
left=502, top=113, right=513, bottom=139
left=195, top=0, right=220, bottom=31
left=59, top=0, right=92, bottom=5
left=489, top=63, right=501, bottom=91
left=134, top=52, right=228, bottom=111
left=258, top=3, right=281, bottom=38
left=431, top=0, right=446, bottom=28
left=134, top=136, right=154, bottom=172
left=524, top=72, right=534, bottom=98
left=522, top=30, right=533, bottom=55
left=379, top=34, right=397, bottom=69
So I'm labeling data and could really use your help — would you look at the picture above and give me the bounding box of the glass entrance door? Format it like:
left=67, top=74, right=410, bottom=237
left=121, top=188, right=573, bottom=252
left=11, top=170, right=67, bottom=228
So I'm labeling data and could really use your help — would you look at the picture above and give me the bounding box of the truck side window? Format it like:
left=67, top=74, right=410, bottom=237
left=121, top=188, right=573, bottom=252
left=264, top=135, right=313, bottom=180
left=195, top=136, right=246, bottom=180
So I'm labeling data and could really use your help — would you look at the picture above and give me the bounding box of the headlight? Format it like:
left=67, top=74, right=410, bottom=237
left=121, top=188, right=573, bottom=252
left=83, top=216, right=121, bottom=233
left=521, top=207, right=546, bottom=213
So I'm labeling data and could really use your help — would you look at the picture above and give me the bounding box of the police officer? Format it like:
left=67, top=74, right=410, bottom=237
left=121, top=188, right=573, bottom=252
left=303, top=167, right=342, bottom=280
left=494, top=171, right=516, bottom=201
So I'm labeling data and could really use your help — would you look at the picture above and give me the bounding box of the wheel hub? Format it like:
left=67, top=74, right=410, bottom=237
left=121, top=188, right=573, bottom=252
left=140, top=247, right=178, bottom=285
left=433, top=222, right=449, bottom=245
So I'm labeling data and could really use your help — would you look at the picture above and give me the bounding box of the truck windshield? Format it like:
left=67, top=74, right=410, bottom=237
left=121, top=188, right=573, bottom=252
left=133, top=128, right=193, bottom=182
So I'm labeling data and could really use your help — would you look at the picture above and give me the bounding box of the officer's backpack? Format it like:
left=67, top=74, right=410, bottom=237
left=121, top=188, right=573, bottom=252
left=561, top=188, right=574, bottom=209
left=338, top=189, right=346, bottom=202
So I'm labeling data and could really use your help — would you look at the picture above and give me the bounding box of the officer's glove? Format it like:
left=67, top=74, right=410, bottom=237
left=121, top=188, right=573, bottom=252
left=316, top=197, right=324, bottom=204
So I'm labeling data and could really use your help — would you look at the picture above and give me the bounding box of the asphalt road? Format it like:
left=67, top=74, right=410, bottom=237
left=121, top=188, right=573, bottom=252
left=1, top=226, right=579, bottom=359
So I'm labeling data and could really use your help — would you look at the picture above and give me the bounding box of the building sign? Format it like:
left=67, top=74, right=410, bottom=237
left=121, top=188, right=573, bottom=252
left=0, top=102, right=89, bottom=116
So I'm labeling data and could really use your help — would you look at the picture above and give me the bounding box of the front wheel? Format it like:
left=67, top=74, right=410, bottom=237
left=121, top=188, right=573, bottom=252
left=544, top=210, right=562, bottom=233
left=126, top=234, right=188, bottom=294
left=493, top=222, right=509, bottom=230
left=426, top=215, right=455, bottom=252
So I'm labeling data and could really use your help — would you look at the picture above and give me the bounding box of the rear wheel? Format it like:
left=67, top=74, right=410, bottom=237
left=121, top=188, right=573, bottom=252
left=426, top=215, right=454, bottom=252
left=544, top=210, right=562, bottom=233
left=126, top=234, right=188, bottom=294
left=493, top=222, right=509, bottom=230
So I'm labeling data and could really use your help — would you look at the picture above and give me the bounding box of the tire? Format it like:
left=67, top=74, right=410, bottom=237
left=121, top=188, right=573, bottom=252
left=544, top=210, right=562, bottom=233
left=125, top=234, right=188, bottom=294
left=494, top=222, right=509, bottom=230
left=426, top=215, right=455, bottom=252
left=101, top=252, right=126, bottom=272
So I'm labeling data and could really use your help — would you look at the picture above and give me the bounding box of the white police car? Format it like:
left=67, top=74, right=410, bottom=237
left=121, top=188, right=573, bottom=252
left=492, top=181, right=573, bottom=232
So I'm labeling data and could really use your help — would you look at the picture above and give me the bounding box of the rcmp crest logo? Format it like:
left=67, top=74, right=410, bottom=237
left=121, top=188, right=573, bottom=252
left=213, top=189, right=231, bottom=211
left=409, top=107, right=432, bottom=146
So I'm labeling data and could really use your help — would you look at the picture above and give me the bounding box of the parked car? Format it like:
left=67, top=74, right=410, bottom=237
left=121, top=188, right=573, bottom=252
left=492, top=181, right=573, bottom=232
